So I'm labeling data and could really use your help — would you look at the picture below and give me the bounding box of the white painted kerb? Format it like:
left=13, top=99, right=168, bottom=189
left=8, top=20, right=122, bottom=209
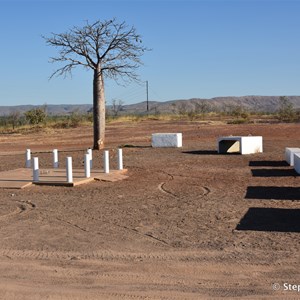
left=294, top=153, right=300, bottom=174
left=218, top=136, right=263, bottom=155
left=285, top=147, right=300, bottom=166
left=152, top=133, right=182, bottom=148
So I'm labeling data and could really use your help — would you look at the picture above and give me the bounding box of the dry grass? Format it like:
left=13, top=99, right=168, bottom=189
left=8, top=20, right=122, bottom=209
left=0, top=113, right=293, bottom=135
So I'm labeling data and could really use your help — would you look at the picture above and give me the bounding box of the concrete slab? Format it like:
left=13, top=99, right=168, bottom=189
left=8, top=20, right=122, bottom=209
left=0, top=168, right=128, bottom=188
left=0, top=168, right=32, bottom=189
left=93, top=169, right=128, bottom=182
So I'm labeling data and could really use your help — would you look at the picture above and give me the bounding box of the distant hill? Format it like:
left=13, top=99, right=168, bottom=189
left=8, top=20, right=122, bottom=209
left=0, top=96, right=299, bottom=116
left=122, top=96, right=300, bottom=115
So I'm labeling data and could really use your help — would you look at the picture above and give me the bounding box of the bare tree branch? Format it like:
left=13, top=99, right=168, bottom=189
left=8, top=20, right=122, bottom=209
left=43, top=19, right=150, bottom=79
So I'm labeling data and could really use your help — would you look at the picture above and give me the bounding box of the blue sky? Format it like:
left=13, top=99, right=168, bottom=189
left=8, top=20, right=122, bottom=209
left=0, top=0, right=300, bottom=106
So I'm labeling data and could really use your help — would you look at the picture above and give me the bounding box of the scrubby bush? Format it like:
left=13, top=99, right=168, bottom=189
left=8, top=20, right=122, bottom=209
left=277, top=96, right=296, bottom=122
left=25, top=108, right=46, bottom=125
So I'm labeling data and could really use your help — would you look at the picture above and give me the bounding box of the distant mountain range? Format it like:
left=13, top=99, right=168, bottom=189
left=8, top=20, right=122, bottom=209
left=0, top=96, right=299, bottom=116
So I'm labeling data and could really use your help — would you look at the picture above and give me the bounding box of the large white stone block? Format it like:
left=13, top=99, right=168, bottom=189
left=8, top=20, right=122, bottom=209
left=285, top=147, right=300, bottom=166
left=152, top=133, right=182, bottom=148
left=218, top=136, right=263, bottom=155
left=294, top=153, right=300, bottom=174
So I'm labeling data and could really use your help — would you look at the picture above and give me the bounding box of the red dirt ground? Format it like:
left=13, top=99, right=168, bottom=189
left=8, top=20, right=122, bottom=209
left=0, top=120, right=299, bottom=299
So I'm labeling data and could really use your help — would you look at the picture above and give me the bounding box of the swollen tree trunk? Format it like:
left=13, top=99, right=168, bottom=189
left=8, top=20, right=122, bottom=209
left=93, top=67, right=106, bottom=150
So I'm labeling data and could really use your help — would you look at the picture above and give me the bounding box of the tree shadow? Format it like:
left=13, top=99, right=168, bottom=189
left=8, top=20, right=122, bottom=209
left=236, top=208, right=300, bottom=232
left=245, top=186, right=300, bottom=200
left=251, top=169, right=298, bottom=177
left=183, top=150, right=222, bottom=155
left=120, top=144, right=152, bottom=149
left=249, top=160, right=289, bottom=167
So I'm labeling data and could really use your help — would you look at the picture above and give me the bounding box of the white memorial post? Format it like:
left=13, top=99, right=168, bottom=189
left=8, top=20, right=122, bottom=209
left=104, top=150, right=110, bottom=174
left=84, top=153, right=91, bottom=178
left=25, top=149, right=31, bottom=168
left=117, top=148, right=123, bottom=170
left=66, top=157, right=73, bottom=183
left=53, top=149, right=59, bottom=168
left=33, top=157, right=39, bottom=182
left=87, top=148, right=93, bottom=169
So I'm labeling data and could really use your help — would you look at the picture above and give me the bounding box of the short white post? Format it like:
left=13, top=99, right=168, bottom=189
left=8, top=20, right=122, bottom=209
left=117, top=148, right=123, bottom=170
left=25, top=149, right=31, bottom=168
left=84, top=153, right=91, bottom=178
left=87, top=148, right=93, bottom=169
left=66, top=157, right=73, bottom=183
left=33, top=157, right=39, bottom=182
left=53, top=149, right=59, bottom=168
left=104, top=150, right=109, bottom=174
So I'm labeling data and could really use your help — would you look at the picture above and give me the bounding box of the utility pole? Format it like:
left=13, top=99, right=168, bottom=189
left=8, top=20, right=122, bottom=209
left=146, top=80, right=149, bottom=112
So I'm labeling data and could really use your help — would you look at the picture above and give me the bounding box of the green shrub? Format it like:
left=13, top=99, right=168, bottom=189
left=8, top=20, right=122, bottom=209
left=25, top=108, right=46, bottom=125
left=277, top=96, right=296, bottom=122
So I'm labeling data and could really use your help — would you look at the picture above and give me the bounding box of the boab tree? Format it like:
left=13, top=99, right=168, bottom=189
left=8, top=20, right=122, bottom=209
left=43, top=19, right=149, bottom=149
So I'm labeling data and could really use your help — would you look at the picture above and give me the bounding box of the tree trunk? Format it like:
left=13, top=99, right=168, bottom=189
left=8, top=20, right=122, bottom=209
left=93, top=67, right=106, bottom=150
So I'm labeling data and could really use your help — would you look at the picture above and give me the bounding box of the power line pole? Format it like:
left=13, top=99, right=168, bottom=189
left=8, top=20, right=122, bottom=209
left=146, top=80, right=149, bottom=112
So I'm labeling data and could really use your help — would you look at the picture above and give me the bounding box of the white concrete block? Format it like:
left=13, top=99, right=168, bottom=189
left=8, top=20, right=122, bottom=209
left=285, top=147, right=300, bottom=166
left=152, top=133, right=182, bottom=148
left=294, top=153, right=300, bottom=174
left=218, top=136, right=263, bottom=155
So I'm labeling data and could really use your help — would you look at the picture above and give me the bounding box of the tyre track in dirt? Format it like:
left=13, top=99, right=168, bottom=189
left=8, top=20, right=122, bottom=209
left=0, top=288, right=194, bottom=300
left=0, top=199, right=36, bottom=222
left=0, top=250, right=289, bottom=300
left=158, top=182, right=211, bottom=199
left=0, top=248, right=294, bottom=265
left=156, top=169, right=212, bottom=200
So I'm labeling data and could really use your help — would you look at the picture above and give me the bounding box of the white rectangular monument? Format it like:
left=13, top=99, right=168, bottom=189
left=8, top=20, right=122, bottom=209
left=294, top=153, right=300, bottom=174
left=285, top=147, right=300, bottom=166
left=152, top=133, right=182, bottom=148
left=218, top=136, right=263, bottom=155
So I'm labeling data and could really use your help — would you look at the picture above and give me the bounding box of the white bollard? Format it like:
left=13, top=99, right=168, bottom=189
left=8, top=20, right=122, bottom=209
left=33, top=157, right=39, bottom=182
left=25, top=149, right=31, bottom=168
left=66, top=157, right=73, bottom=183
left=87, top=148, right=93, bottom=169
left=104, top=150, right=109, bottom=174
left=53, top=149, right=59, bottom=168
left=84, top=153, right=91, bottom=178
left=117, top=148, right=123, bottom=170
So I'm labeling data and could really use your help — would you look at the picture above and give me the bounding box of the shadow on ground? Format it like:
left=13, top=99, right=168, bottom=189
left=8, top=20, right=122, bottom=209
left=249, top=160, right=289, bottom=167
left=182, top=150, right=218, bottom=155
left=236, top=208, right=300, bottom=232
left=245, top=186, right=300, bottom=200
left=251, top=169, right=298, bottom=177
left=182, top=150, right=242, bottom=155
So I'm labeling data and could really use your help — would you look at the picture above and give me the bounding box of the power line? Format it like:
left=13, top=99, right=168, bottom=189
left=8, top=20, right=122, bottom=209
left=110, top=84, right=145, bottom=104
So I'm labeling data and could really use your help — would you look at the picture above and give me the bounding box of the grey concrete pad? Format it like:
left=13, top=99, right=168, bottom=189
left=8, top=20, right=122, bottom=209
left=0, top=168, right=128, bottom=188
